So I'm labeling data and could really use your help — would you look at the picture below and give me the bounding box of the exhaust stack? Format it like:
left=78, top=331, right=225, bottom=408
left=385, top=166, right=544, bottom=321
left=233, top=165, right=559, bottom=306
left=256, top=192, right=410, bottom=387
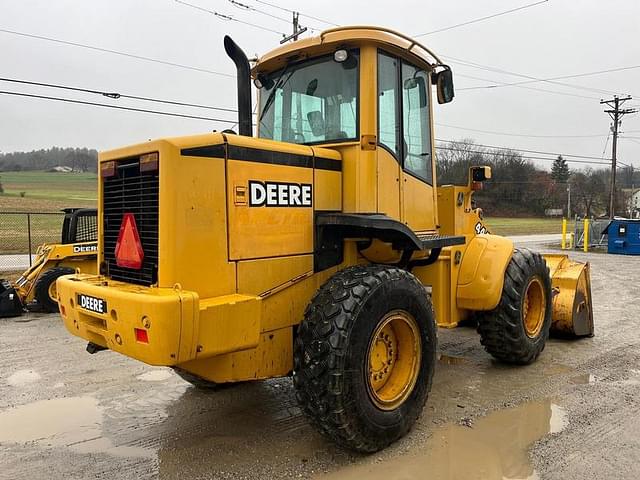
left=224, top=35, right=252, bottom=137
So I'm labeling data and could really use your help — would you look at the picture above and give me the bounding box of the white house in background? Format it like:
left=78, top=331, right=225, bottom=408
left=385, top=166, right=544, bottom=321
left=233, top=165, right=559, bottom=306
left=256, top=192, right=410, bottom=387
left=631, top=188, right=640, bottom=218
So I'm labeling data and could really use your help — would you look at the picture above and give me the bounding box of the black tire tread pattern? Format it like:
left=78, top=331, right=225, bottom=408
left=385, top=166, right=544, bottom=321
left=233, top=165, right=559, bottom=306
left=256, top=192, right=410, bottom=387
left=477, top=248, right=552, bottom=364
left=293, top=264, right=436, bottom=452
left=34, top=266, right=75, bottom=313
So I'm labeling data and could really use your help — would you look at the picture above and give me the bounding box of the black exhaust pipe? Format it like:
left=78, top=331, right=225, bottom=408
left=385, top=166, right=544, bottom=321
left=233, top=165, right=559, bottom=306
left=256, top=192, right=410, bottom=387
left=224, top=35, right=252, bottom=137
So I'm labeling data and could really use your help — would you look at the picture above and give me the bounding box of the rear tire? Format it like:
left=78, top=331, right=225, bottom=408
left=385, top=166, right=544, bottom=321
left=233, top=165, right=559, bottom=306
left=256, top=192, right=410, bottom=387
left=34, top=267, right=75, bottom=313
left=293, top=265, right=437, bottom=453
left=477, top=248, right=552, bottom=364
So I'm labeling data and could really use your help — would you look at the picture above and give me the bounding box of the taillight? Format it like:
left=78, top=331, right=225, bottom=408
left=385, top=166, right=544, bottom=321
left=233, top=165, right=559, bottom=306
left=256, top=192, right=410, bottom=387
left=115, top=213, right=144, bottom=269
left=134, top=328, right=149, bottom=344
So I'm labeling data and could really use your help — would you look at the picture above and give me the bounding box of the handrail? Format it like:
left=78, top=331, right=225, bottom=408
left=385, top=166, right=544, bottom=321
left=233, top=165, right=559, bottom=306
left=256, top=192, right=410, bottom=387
left=319, top=25, right=444, bottom=66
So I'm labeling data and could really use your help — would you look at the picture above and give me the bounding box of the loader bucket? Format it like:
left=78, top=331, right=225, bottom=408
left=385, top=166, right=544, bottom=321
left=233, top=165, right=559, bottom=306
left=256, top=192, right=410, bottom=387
left=0, top=279, right=24, bottom=318
left=543, top=254, right=594, bottom=337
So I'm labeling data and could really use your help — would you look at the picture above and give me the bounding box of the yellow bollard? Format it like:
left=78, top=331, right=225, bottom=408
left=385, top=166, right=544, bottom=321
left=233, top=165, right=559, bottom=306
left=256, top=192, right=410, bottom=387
left=561, top=218, right=567, bottom=249
left=583, top=218, right=589, bottom=252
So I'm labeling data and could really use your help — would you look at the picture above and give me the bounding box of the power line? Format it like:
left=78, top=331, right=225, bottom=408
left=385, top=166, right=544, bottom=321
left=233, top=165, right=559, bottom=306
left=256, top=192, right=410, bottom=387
left=251, top=0, right=339, bottom=27
left=0, top=27, right=234, bottom=78
left=0, top=76, right=241, bottom=113
left=228, top=0, right=291, bottom=24
left=415, top=0, right=548, bottom=37
left=435, top=146, right=611, bottom=166
left=455, top=72, right=600, bottom=100
left=448, top=55, right=633, bottom=98
left=458, top=64, right=640, bottom=96
left=436, top=138, right=611, bottom=161
left=0, top=90, right=236, bottom=124
left=435, top=122, right=609, bottom=139
left=174, top=0, right=286, bottom=36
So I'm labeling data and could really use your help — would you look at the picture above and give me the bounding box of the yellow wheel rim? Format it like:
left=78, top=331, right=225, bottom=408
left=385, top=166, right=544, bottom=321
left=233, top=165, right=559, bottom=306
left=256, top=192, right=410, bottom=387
left=366, top=310, right=421, bottom=411
left=48, top=280, right=58, bottom=302
left=523, top=277, right=546, bottom=338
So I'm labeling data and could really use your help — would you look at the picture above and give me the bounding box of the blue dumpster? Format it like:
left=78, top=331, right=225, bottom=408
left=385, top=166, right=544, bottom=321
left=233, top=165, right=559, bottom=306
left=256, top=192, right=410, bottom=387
left=604, top=219, right=640, bottom=255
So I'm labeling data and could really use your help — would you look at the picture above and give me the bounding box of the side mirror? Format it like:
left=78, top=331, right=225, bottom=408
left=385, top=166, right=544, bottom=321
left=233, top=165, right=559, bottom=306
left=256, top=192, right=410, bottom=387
left=403, top=76, right=428, bottom=108
left=433, top=66, right=455, bottom=104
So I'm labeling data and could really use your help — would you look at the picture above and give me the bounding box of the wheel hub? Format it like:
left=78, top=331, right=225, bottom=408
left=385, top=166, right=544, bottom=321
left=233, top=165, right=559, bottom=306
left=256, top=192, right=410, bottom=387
left=366, top=310, right=421, bottom=410
left=523, top=277, right=546, bottom=338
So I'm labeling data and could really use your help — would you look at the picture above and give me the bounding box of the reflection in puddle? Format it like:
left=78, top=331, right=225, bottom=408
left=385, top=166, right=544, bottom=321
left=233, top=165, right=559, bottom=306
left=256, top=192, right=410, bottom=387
left=6, top=369, right=41, bottom=386
left=0, top=397, right=152, bottom=458
left=137, top=369, right=173, bottom=382
left=438, top=353, right=467, bottom=365
left=318, top=399, right=567, bottom=480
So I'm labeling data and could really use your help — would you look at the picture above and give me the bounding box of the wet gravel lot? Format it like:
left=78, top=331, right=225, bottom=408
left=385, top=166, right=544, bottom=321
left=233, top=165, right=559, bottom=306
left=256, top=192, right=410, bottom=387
left=1, top=244, right=639, bottom=480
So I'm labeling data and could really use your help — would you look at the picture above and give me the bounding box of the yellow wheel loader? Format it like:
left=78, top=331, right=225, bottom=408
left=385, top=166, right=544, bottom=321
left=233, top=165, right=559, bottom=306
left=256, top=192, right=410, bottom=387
left=56, top=26, right=593, bottom=452
left=0, top=208, right=97, bottom=316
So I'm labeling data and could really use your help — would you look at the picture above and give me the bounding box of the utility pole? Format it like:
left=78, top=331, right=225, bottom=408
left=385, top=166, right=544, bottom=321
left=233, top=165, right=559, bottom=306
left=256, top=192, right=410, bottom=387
left=567, top=182, right=571, bottom=219
left=601, top=95, right=637, bottom=219
left=280, top=11, right=307, bottom=44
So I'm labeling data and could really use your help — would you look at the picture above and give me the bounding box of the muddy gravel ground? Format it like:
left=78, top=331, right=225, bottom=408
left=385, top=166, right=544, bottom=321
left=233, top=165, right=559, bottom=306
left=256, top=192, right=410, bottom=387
left=1, top=245, right=639, bottom=480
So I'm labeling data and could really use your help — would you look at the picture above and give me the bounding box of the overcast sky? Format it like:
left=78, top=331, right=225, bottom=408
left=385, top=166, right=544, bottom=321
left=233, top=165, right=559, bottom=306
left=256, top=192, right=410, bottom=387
left=1, top=0, right=639, bottom=170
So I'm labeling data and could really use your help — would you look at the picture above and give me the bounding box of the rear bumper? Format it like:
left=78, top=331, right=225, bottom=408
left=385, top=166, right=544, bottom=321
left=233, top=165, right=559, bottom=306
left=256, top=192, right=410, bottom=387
left=57, top=274, right=261, bottom=366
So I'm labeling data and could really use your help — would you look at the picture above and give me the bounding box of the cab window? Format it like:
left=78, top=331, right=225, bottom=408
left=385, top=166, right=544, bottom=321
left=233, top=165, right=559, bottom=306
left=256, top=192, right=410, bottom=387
left=402, top=63, right=432, bottom=183
left=376, top=51, right=433, bottom=184
left=258, top=51, right=359, bottom=145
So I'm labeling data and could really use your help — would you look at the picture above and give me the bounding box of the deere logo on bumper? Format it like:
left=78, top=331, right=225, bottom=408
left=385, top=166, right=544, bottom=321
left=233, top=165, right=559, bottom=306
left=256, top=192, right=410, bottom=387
left=77, top=294, right=107, bottom=314
left=249, top=181, right=312, bottom=207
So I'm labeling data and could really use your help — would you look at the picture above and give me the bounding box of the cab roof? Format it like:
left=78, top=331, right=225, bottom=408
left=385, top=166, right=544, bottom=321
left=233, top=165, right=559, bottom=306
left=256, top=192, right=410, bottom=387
left=253, top=25, right=444, bottom=76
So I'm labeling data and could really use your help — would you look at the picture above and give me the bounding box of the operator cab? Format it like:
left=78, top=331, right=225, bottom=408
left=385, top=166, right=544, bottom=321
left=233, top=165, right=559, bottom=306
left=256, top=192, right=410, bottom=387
left=251, top=26, right=455, bottom=232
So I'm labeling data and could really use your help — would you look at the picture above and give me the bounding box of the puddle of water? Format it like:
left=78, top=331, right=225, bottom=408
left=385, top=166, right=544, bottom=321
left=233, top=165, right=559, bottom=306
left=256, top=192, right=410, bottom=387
left=137, top=369, right=173, bottom=382
left=317, top=399, right=567, bottom=480
left=6, top=369, right=41, bottom=386
left=0, top=397, right=152, bottom=458
left=437, top=353, right=467, bottom=365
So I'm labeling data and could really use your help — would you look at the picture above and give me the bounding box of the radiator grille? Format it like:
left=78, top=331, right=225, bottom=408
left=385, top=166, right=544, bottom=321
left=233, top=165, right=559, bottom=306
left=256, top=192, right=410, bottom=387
left=102, top=157, right=159, bottom=285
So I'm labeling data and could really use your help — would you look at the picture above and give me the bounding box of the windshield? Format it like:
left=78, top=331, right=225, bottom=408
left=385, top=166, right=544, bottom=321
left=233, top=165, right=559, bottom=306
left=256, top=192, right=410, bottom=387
left=257, top=50, right=359, bottom=145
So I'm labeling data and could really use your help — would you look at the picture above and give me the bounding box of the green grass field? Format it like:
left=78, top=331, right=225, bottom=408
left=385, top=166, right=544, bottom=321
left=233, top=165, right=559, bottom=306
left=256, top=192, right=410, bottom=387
left=485, top=217, right=573, bottom=236
left=0, top=171, right=97, bottom=254
left=0, top=171, right=97, bottom=212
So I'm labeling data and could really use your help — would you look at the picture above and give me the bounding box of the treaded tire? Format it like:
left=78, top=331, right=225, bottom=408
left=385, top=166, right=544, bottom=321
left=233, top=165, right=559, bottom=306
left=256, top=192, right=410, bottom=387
left=477, top=248, right=552, bottom=364
left=293, top=265, right=437, bottom=453
left=34, top=267, right=75, bottom=313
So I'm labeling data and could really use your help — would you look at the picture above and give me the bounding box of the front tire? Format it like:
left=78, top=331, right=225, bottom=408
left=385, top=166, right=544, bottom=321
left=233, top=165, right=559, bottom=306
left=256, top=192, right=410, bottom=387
left=477, top=248, right=552, bottom=364
left=293, top=265, right=437, bottom=453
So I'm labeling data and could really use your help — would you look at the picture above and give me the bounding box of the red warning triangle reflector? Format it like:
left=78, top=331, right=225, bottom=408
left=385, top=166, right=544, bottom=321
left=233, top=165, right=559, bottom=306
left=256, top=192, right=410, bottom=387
left=115, top=213, right=144, bottom=269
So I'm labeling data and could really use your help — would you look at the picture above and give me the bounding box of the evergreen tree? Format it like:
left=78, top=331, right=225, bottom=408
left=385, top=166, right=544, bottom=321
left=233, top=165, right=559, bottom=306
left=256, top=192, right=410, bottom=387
left=551, top=155, right=570, bottom=183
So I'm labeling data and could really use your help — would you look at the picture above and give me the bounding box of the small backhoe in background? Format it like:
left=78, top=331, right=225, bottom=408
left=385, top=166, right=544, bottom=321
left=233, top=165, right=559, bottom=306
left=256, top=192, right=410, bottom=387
left=57, top=26, right=593, bottom=452
left=0, top=208, right=97, bottom=317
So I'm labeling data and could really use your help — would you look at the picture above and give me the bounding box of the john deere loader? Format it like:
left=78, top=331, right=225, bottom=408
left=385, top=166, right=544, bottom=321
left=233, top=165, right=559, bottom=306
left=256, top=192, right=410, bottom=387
left=57, top=26, right=593, bottom=452
left=0, top=208, right=97, bottom=317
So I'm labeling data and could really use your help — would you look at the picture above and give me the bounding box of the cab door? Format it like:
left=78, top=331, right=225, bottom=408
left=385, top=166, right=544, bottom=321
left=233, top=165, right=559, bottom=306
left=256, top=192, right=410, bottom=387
left=376, top=51, right=436, bottom=231
left=399, top=62, right=436, bottom=232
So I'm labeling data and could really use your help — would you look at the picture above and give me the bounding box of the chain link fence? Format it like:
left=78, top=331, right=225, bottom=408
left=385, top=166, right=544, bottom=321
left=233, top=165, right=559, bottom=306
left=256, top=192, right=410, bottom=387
left=0, top=212, right=65, bottom=272
left=573, top=217, right=609, bottom=249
